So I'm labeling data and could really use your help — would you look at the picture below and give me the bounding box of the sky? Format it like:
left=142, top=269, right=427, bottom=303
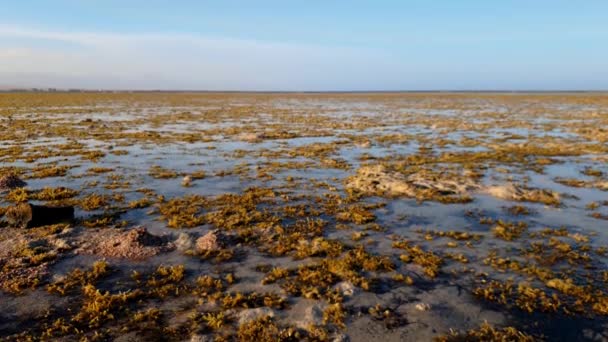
left=1, top=0, right=607, bottom=91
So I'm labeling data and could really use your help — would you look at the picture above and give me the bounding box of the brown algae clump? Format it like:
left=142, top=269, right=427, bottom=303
left=436, top=322, right=535, bottom=341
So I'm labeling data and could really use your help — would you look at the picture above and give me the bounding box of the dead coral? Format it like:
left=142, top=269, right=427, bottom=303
left=344, top=165, right=416, bottom=197
left=484, top=183, right=561, bottom=206
left=345, top=165, right=478, bottom=202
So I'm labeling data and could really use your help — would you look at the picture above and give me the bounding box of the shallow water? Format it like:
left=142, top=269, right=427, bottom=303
left=1, top=93, right=607, bottom=341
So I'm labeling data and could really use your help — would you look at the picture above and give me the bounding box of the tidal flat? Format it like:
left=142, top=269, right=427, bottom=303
left=0, top=92, right=607, bottom=341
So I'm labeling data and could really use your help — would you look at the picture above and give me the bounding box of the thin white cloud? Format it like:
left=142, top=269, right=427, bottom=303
left=0, top=25, right=404, bottom=90
left=1, top=25, right=606, bottom=90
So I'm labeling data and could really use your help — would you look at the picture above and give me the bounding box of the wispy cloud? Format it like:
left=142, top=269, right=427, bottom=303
left=2, top=24, right=606, bottom=90
left=0, top=25, right=403, bottom=90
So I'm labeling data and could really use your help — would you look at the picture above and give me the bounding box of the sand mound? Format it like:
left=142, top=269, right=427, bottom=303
left=345, top=165, right=479, bottom=198
left=78, top=227, right=173, bottom=260
left=484, top=183, right=561, bottom=206
left=0, top=173, right=27, bottom=191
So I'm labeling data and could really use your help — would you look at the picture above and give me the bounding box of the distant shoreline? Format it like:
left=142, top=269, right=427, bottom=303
left=1, top=89, right=607, bottom=94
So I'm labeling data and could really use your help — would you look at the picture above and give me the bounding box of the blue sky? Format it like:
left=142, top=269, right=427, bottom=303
left=1, top=1, right=607, bottom=90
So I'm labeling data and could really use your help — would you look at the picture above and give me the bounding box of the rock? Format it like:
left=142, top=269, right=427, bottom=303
left=334, top=281, right=356, bottom=297
left=0, top=173, right=27, bottom=191
left=237, top=307, right=275, bottom=325
left=175, top=232, right=194, bottom=251
left=195, top=230, right=227, bottom=252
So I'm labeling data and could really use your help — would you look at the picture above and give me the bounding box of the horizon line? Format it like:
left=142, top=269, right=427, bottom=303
left=1, top=88, right=607, bottom=94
